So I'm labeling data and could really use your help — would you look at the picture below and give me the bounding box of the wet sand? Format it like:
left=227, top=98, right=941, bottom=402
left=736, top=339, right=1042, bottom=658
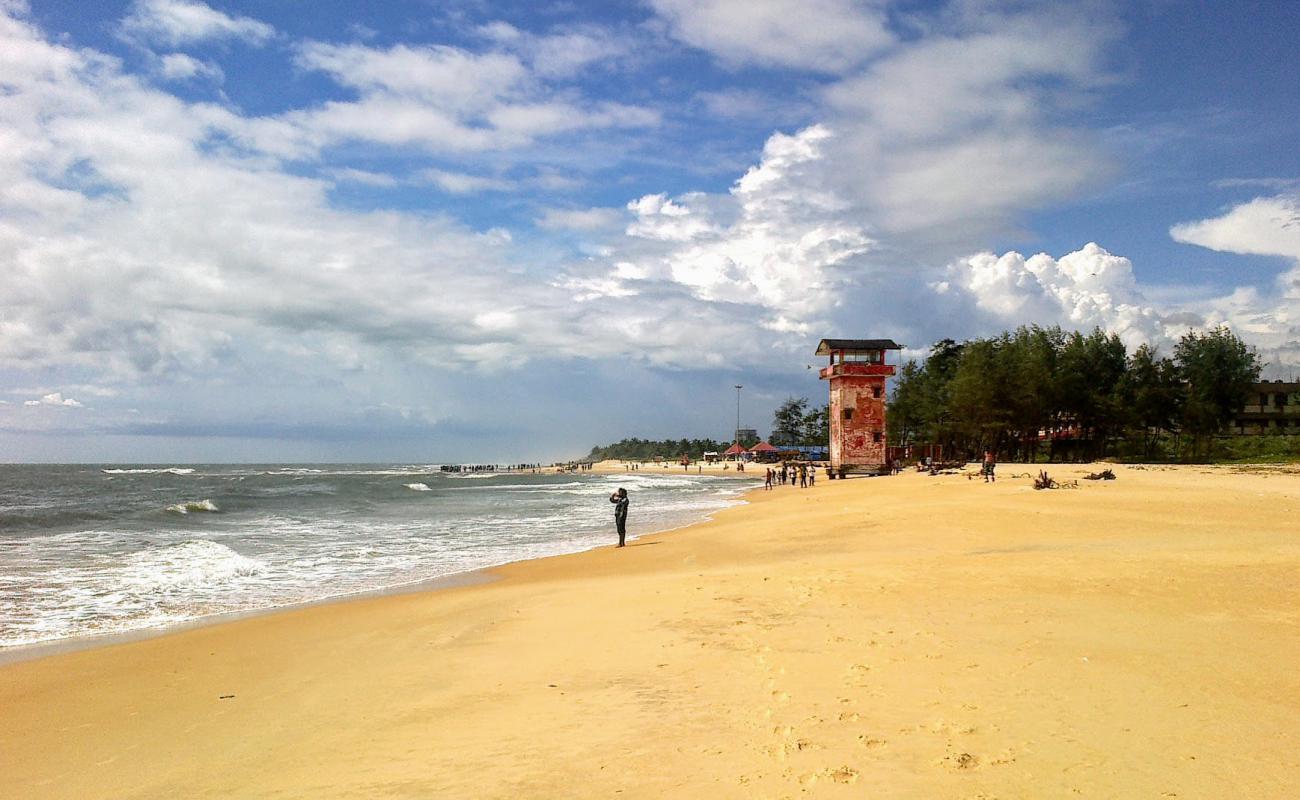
left=2, top=463, right=1297, bottom=798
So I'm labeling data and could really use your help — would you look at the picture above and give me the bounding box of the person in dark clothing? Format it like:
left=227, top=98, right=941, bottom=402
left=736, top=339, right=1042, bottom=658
left=609, top=487, right=629, bottom=547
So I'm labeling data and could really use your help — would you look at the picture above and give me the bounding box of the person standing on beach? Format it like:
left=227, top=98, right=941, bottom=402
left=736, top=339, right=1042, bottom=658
left=609, top=488, right=630, bottom=546
left=983, top=450, right=997, bottom=483
left=799, top=464, right=808, bottom=488
left=765, top=468, right=773, bottom=491
left=808, top=466, right=816, bottom=487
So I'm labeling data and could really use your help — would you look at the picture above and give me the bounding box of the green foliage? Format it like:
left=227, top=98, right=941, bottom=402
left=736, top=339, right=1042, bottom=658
left=769, top=397, right=829, bottom=446
left=1174, top=327, right=1261, bottom=455
left=1209, top=432, right=1300, bottom=463
left=888, top=324, right=1266, bottom=463
left=770, top=397, right=808, bottom=446
left=585, top=437, right=730, bottom=462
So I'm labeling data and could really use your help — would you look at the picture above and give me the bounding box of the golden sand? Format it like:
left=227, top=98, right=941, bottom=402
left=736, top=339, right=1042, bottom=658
left=2, top=463, right=1298, bottom=798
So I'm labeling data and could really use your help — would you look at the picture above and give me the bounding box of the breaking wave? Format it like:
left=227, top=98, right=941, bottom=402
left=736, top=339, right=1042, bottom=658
left=166, top=499, right=219, bottom=514
left=404, top=483, right=432, bottom=491
left=103, top=468, right=195, bottom=475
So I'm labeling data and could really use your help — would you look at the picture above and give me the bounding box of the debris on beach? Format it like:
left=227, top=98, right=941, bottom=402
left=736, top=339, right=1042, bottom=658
left=1083, top=468, right=1117, bottom=481
left=1034, top=470, right=1080, bottom=489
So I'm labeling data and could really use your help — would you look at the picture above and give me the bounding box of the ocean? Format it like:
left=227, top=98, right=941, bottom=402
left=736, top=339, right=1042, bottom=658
left=0, top=464, right=757, bottom=652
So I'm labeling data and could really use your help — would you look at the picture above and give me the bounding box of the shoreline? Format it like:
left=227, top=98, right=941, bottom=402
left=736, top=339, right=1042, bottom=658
left=3, top=462, right=1296, bottom=798
left=0, top=468, right=761, bottom=666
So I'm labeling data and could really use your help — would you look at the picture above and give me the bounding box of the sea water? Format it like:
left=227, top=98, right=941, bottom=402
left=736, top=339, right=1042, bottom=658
left=0, top=465, right=757, bottom=650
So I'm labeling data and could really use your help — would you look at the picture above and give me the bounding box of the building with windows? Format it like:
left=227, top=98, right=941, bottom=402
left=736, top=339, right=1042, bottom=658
left=1230, top=381, right=1300, bottom=434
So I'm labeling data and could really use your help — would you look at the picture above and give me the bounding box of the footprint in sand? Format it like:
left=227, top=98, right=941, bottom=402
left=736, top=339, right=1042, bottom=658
left=800, top=766, right=859, bottom=785
left=844, top=663, right=872, bottom=686
left=859, top=735, right=888, bottom=749
left=938, top=751, right=979, bottom=771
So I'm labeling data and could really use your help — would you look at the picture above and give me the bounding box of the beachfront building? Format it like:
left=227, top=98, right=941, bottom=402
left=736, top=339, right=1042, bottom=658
left=816, top=338, right=903, bottom=476
left=1230, top=380, right=1300, bottom=434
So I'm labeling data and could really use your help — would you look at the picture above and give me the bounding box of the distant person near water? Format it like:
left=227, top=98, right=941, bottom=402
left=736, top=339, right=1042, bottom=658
left=609, top=487, right=630, bottom=547
left=983, top=450, right=997, bottom=483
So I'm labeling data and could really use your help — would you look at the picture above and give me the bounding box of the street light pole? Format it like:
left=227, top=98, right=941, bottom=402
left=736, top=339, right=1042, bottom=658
left=734, top=384, right=743, bottom=446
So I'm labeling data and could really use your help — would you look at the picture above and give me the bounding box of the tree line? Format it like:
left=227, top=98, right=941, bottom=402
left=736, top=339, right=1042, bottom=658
left=585, top=437, right=733, bottom=462
left=888, top=325, right=1261, bottom=461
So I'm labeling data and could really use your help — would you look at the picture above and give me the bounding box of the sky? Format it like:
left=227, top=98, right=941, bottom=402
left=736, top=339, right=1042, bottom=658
left=1, top=0, right=1299, bottom=463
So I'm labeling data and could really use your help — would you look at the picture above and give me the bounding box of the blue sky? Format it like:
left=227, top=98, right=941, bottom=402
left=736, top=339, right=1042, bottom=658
left=2, top=0, right=1299, bottom=462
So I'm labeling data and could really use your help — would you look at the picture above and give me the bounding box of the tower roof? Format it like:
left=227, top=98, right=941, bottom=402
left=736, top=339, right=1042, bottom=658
left=815, top=338, right=903, bottom=355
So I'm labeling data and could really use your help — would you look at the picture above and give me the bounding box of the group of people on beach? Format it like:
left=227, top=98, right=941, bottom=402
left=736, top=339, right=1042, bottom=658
left=763, top=462, right=815, bottom=490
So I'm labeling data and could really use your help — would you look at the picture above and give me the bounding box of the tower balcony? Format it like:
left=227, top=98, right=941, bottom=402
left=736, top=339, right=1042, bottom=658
left=819, top=363, right=897, bottom=380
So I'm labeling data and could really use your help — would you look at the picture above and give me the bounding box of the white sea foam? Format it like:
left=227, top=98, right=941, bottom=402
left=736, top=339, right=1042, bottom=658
left=119, top=539, right=266, bottom=591
left=1, top=469, right=758, bottom=651
left=103, top=467, right=195, bottom=475
left=166, top=499, right=219, bottom=514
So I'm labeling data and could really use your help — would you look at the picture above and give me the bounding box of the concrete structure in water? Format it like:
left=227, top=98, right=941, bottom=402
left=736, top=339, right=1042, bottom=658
left=816, top=338, right=902, bottom=476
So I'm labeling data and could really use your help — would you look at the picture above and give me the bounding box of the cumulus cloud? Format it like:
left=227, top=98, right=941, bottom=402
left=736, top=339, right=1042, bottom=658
left=121, top=0, right=274, bottom=47
left=938, top=243, right=1166, bottom=349
left=25, top=392, right=84, bottom=408
left=563, top=125, right=873, bottom=335
left=649, top=0, right=892, bottom=73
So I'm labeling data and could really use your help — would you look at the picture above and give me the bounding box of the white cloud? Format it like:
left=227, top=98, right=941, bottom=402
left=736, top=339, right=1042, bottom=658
left=567, top=125, right=873, bottom=329
left=417, top=168, right=515, bottom=194
left=648, top=0, right=892, bottom=73
left=1170, top=195, right=1300, bottom=259
left=477, top=21, right=634, bottom=78
left=816, top=9, right=1117, bottom=242
left=536, top=207, right=624, bottom=231
left=156, top=52, right=222, bottom=82
left=1169, top=195, right=1300, bottom=365
left=25, top=392, right=84, bottom=407
left=281, top=41, right=659, bottom=155
left=324, top=167, right=399, bottom=187
left=121, top=0, right=274, bottom=47
left=940, top=243, right=1165, bottom=350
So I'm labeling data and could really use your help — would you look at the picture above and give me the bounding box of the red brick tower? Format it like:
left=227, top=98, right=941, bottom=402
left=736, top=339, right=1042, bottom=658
left=816, top=338, right=902, bottom=476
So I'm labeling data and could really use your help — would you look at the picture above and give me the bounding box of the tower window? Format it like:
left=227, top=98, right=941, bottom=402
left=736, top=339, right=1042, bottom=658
left=872, top=386, right=882, bottom=399
left=872, top=431, right=882, bottom=443
left=842, top=408, right=854, bottom=420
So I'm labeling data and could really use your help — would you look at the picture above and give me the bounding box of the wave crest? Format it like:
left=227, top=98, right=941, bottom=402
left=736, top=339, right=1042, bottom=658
left=166, top=499, right=219, bottom=514
left=103, top=467, right=195, bottom=475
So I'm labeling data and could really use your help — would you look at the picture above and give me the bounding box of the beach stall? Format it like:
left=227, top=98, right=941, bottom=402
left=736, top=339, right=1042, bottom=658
left=747, top=441, right=780, bottom=462
left=722, top=442, right=748, bottom=461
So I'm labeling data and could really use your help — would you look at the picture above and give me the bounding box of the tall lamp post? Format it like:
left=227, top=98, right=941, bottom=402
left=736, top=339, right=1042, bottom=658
left=734, top=384, right=743, bottom=447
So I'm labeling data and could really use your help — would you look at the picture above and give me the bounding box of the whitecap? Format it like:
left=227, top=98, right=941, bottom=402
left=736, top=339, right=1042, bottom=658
left=404, top=483, right=432, bottom=492
left=103, top=467, right=195, bottom=475
left=166, top=499, right=219, bottom=514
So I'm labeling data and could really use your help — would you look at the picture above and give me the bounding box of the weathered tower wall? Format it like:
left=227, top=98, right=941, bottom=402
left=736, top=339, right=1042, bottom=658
left=821, top=362, right=893, bottom=471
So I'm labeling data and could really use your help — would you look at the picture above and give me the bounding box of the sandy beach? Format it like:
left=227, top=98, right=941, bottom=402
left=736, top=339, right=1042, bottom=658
left=2, top=463, right=1298, bottom=798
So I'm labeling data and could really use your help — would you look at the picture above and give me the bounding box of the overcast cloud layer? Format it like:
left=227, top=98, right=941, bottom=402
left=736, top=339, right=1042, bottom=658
left=1, top=0, right=1298, bottom=461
